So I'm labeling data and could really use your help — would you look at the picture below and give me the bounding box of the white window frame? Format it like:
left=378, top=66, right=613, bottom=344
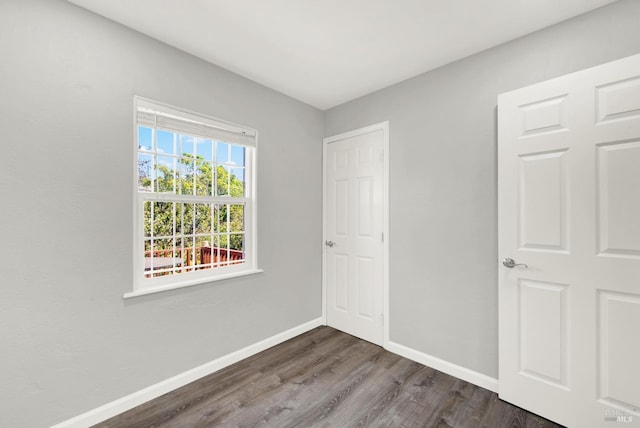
left=126, top=96, right=261, bottom=298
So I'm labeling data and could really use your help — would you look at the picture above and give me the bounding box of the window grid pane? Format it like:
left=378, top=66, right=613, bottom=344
left=142, top=198, right=247, bottom=276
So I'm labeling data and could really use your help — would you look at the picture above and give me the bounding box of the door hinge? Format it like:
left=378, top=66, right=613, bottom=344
left=382, top=232, right=384, bottom=242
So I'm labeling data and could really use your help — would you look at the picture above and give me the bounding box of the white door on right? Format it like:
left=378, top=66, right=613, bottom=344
left=499, top=54, right=640, bottom=427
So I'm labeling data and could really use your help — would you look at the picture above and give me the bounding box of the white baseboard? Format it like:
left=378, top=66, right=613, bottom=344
left=385, top=340, right=498, bottom=393
left=52, top=317, right=324, bottom=428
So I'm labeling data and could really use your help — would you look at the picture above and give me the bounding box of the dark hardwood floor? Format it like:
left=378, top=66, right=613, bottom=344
left=94, top=327, right=563, bottom=428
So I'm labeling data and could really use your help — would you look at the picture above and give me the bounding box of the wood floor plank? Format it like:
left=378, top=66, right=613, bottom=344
left=333, top=358, right=423, bottom=426
left=94, top=327, right=564, bottom=428
left=226, top=344, right=385, bottom=427
left=182, top=333, right=379, bottom=427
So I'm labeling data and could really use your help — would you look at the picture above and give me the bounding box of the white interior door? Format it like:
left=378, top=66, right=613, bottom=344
left=324, top=123, right=387, bottom=346
left=499, top=54, right=640, bottom=427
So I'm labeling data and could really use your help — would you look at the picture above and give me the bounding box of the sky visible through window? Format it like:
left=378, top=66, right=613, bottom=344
left=138, top=126, right=246, bottom=175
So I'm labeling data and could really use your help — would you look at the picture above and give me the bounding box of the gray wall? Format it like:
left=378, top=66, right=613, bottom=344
left=325, top=0, right=640, bottom=379
left=0, top=1, right=323, bottom=427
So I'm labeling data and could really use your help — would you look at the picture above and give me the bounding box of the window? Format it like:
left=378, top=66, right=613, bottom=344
left=128, top=97, right=259, bottom=297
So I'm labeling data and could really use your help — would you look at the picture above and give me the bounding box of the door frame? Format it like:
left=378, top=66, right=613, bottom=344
left=322, top=121, right=390, bottom=346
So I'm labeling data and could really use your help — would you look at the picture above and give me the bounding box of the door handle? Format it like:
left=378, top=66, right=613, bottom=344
left=502, top=257, right=528, bottom=269
left=325, top=240, right=336, bottom=248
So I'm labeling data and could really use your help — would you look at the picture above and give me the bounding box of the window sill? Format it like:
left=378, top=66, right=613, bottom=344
left=123, top=268, right=264, bottom=299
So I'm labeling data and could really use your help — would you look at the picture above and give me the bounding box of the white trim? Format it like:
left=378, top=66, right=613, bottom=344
left=51, top=317, right=324, bottom=428
left=381, top=123, right=390, bottom=346
left=321, top=138, right=328, bottom=326
left=322, top=121, right=390, bottom=347
left=385, top=340, right=499, bottom=393
left=124, top=268, right=264, bottom=299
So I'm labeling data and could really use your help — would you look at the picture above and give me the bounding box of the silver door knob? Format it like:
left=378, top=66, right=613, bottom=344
left=502, top=257, right=528, bottom=269
left=325, top=240, right=336, bottom=248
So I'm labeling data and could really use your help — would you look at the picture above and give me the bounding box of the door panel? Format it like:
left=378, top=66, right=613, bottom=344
left=357, top=256, right=374, bottom=318
left=334, top=254, right=348, bottom=311
left=520, top=94, right=568, bottom=138
left=518, top=150, right=568, bottom=251
left=499, top=54, right=640, bottom=427
left=518, top=279, right=569, bottom=388
left=597, top=141, right=640, bottom=257
left=596, top=77, right=640, bottom=124
left=598, top=291, right=640, bottom=411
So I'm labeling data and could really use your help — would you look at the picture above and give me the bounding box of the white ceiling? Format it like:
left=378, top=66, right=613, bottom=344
left=68, top=0, right=618, bottom=110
